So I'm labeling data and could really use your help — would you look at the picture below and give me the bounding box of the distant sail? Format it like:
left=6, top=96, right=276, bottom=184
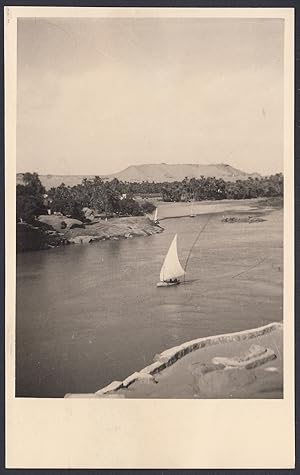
left=190, top=201, right=195, bottom=217
left=154, top=208, right=158, bottom=222
left=159, top=234, right=185, bottom=282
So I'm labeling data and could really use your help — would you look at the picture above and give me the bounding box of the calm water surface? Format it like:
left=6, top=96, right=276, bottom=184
left=16, top=213, right=282, bottom=397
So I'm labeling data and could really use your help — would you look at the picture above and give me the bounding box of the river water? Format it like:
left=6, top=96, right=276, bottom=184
left=16, top=209, right=283, bottom=397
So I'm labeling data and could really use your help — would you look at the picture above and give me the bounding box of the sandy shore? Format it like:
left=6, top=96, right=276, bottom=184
left=155, top=197, right=282, bottom=220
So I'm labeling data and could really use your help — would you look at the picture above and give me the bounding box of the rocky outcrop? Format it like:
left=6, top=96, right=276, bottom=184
left=192, top=365, right=258, bottom=398
left=38, top=215, right=84, bottom=232
left=82, top=207, right=97, bottom=222
left=18, top=215, right=163, bottom=252
left=191, top=345, right=277, bottom=398
left=212, top=344, right=276, bottom=369
left=17, top=222, right=68, bottom=252
left=65, top=216, right=163, bottom=243
left=64, top=322, right=282, bottom=398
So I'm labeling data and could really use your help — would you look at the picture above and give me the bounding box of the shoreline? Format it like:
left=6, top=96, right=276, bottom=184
left=65, top=321, right=283, bottom=399
left=17, top=215, right=164, bottom=252
left=155, top=196, right=282, bottom=221
left=17, top=195, right=283, bottom=397
left=17, top=196, right=282, bottom=252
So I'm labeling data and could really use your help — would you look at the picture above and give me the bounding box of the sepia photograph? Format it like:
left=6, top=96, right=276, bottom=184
left=5, top=6, right=295, bottom=469
left=15, top=13, right=286, bottom=400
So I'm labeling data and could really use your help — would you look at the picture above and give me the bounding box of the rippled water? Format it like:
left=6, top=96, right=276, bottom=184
left=16, top=210, right=282, bottom=397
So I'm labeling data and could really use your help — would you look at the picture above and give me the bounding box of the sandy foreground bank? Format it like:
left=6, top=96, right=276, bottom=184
left=65, top=322, right=283, bottom=399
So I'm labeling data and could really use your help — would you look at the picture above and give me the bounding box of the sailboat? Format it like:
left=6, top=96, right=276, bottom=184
left=190, top=199, right=196, bottom=217
left=153, top=208, right=159, bottom=224
left=157, top=234, right=186, bottom=287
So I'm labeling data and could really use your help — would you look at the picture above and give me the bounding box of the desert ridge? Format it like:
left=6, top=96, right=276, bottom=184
left=16, top=162, right=261, bottom=189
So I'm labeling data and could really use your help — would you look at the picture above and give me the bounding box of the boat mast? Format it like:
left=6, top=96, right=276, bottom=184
left=184, top=215, right=211, bottom=282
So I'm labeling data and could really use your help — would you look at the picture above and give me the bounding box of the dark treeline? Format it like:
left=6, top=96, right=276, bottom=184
left=91, top=173, right=283, bottom=202
left=16, top=174, right=156, bottom=223
left=159, top=174, right=283, bottom=202
left=16, top=172, right=283, bottom=223
left=17, top=172, right=48, bottom=223
left=85, top=174, right=283, bottom=202
left=47, top=177, right=156, bottom=220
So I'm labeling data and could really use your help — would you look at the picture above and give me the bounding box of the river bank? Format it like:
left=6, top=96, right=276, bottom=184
left=153, top=196, right=283, bottom=220
left=17, top=197, right=281, bottom=252
left=17, top=215, right=163, bottom=252
left=65, top=322, right=283, bottom=399
left=64, top=199, right=283, bottom=398
left=16, top=196, right=283, bottom=397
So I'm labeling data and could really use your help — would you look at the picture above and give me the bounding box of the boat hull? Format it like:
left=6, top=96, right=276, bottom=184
left=157, top=281, right=180, bottom=287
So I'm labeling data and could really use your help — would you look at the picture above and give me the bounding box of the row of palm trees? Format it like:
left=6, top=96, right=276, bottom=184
left=160, top=174, right=283, bottom=202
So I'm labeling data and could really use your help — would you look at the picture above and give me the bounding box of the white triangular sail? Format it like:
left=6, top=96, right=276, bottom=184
left=154, top=208, right=158, bottom=221
left=159, top=234, right=185, bottom=282
left=190, top=198, right=196, bottom=216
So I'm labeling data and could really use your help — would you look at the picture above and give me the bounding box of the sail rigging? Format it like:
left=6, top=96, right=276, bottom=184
left=183, top=214, right=212, bottom=280
left=159, top=234, right=185, bottom=282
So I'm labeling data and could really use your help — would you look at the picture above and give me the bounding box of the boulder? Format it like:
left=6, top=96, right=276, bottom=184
left=192, top=365, right=257, bottom=398
left=69, top=235, right=94, bottom=244
left=38, top=215, right=83, bottom=232
left=82, top=207, right=96, bottom=222
left=212, top=344, right=277, bottom=369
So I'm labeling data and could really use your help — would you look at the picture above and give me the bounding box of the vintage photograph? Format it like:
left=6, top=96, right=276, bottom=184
left=16, top=14, right=285, bottom=400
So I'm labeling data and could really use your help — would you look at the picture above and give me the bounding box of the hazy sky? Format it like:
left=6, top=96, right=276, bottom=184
left=17, top=17, right=284, bottom=175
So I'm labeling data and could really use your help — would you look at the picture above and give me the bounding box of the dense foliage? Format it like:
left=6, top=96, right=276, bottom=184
left=47, top=176, right=144, bottom=219
left=160, top=174, right=283, bottom=202
left=115, top=174, right=283, bottom=202
left=17, top=172, right=283, bottom=223
left=17, top=173, right=156, bottom=223
left=16, top=172, right=48, bottom=223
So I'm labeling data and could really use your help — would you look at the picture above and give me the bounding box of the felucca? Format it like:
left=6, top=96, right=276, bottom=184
left=157, top=234, right=185, bottom=287
left=153, top=208, right=159, bottom=224
left=190, top=198, right=196, bottom=217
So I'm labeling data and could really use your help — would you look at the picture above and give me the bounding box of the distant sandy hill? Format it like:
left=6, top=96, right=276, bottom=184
left=105, top=163, right=260, bottom=183
left=17, top=163, right=260, bottom=189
